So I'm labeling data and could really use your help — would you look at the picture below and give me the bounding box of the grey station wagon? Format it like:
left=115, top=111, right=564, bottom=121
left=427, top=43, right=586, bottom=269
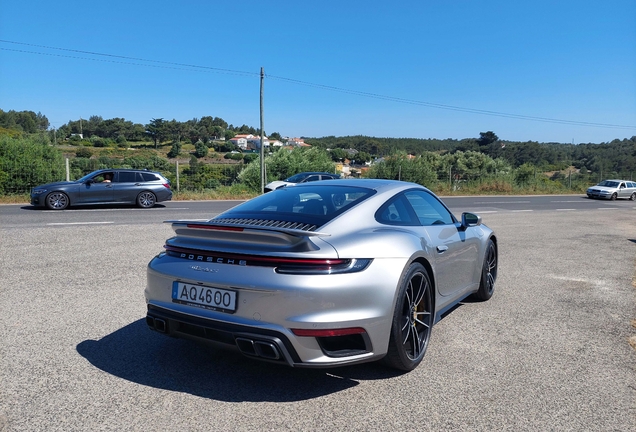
left=30, top=169, right=172, bottom=210
left=586, top=179, right=636, bottom=201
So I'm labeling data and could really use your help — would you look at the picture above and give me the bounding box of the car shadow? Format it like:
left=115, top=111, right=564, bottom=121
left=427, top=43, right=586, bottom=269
left=76, top=319, right=405, bottom=402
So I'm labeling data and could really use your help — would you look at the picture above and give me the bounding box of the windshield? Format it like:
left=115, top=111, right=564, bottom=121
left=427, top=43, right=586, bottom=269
left=77, top=171, right=102, bottom=182
left=598, top=181, right=619, bottom=187
left=285, top=173, right=317, bottom=183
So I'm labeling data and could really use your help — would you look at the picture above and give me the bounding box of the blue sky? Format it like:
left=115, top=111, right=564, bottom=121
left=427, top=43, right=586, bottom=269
left=1, top=0, right=635, bottom=144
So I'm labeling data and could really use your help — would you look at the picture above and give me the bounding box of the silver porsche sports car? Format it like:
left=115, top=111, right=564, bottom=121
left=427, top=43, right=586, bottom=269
left=145, top=179, right=498, bottom=371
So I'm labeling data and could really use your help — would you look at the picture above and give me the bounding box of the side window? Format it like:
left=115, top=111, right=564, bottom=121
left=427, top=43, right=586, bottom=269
left=375, top=194, right=418, bottom=226
left=117, top=172, right=138, bottom=183
left=404, top=190, right=454, bottom=226
left=303, top=176, right=321, bottom=183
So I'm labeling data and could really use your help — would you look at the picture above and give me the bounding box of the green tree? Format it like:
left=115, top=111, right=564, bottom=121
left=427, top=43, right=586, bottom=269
left=145, top=118, right=166, bottom=148
left=194, top=141, right=208, bottom=158
left=238, top=147, right=336, bottom=191
left=515, top=163, right=536, bottom=185
left=167, top=141, right=182, bottom=158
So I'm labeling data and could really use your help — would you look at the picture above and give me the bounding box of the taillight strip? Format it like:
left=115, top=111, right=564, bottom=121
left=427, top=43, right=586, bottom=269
left=164, top=245, right=346, bottom=266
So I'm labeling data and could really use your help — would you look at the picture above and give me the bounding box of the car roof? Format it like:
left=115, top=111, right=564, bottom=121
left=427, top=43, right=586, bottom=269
left=292, top=178, right=425, bottom=192
left=93, top=168, right=162, bottom=174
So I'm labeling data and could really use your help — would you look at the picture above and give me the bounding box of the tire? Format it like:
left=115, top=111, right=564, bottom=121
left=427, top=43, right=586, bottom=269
left=630, top=192, right=636, bottom=201
left=383, top=263, right=433, bottom=371
left=610, top=193, right=617, bottom=201
left=45, top=192, right=69, bottom=210
left=137, top=191, right=156, bottom=208
left=473, top=239, right=498, bottom=301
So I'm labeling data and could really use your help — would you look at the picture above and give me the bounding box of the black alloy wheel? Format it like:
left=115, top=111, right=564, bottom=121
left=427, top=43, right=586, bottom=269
left=474, top=239, right=498, bottom=301
left=383, top=263, right=433, bottom=371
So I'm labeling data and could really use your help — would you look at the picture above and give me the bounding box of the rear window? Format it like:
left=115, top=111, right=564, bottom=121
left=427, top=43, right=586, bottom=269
left=214, top=185, right=375, bottom=226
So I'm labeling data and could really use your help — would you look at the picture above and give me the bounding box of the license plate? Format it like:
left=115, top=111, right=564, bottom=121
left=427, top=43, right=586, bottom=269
left=172, top=282, right=237, bottom=313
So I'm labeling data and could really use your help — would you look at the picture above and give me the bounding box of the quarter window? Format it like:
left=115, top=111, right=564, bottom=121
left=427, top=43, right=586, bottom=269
left=404, top=191, right=454, bottom=226
left=141, top=173, right=160, bottom=181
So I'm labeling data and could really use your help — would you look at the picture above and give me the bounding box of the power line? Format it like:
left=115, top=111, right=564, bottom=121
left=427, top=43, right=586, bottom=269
left=1, top=39, right=634, bottom=131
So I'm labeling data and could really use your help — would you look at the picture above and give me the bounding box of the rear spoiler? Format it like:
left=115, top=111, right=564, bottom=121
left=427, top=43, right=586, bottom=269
left=164, top=220, right=331, bottom=250
left=165, top=220, right=330, bottom=237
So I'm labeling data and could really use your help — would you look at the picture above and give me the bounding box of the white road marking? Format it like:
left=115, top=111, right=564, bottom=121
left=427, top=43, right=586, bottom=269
left=47, top=222, right=115, bottom=226
left=473, top=201, right=530, bottom=204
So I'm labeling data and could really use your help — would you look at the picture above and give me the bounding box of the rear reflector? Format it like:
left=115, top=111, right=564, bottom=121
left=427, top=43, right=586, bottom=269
left=291, top=327, right=366, bottom=337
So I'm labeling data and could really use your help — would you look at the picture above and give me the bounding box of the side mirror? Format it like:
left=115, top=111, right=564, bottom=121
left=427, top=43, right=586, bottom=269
left=85, top=179, right=94, bottom=184
left=461, top=212, right=482, bottom=228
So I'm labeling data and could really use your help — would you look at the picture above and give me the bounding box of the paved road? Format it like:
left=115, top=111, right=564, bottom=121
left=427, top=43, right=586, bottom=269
left=0, top=197, right=635, bottom=431
left=1, top=194, right=635, bottom=228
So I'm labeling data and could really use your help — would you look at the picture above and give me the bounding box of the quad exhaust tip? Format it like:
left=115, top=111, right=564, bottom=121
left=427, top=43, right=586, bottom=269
left=146, top=315, right=167, bottom=333
left=235, top=337, right=281, bottom=360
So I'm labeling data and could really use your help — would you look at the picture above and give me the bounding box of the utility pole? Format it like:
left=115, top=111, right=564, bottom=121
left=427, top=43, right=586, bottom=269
left=260, top=67, right=265, bottom=194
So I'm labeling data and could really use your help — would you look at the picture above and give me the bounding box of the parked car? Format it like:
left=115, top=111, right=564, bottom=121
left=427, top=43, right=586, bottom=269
left=586, top=179, right=636, bottom=200
left=30, top=169, right=172, bottom=210
left=145, top=179, right=498, bottom=371
left=264, top=172, right=340, bottom=192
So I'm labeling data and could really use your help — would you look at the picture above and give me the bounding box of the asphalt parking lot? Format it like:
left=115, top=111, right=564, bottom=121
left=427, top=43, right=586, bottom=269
left=1, top=208, right=634, bottom=431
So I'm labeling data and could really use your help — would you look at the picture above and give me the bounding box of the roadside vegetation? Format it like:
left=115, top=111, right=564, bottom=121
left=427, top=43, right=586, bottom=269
left=1, top=109, right=634, bottom=203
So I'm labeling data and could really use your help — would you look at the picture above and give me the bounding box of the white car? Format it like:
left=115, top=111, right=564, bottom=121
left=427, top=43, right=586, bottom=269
left=586, top=180, right=636, bottom=200
left=264, top=172, right=340, bottom=192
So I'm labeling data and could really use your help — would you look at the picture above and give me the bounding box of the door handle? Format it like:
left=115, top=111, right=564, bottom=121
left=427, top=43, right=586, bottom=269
left=436, top=245, right=448, bottom=253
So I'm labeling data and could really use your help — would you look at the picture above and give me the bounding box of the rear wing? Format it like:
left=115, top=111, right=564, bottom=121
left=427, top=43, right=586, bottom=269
left=164, top=219, right=331, bottom=251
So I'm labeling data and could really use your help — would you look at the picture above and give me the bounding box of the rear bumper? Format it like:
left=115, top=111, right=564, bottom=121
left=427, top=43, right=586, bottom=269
left=145, top=304, right=375, bottom=368
left=146, top=304, right=301, bottom=365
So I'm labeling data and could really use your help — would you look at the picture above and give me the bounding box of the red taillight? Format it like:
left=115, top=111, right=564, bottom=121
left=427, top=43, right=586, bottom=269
left=163, top=183, right=171, bottom=189
left=291, top=327, right=366, bottom=337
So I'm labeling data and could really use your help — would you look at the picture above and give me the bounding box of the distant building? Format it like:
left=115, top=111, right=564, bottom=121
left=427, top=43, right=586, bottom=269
left=287, top=137, right=311, bottom=147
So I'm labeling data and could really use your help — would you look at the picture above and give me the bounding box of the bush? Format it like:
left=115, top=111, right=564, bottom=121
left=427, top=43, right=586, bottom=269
left=243, top=153, right=258, bottom=163
left=168, top=142, right=181, bottom=158
left=194, top=141, right=208, bottom=158
left=0, top=135, right=66, bottom=193
left=76, top=147, right=92, bottom=158
left=224, top=152, right=243, bottom=161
